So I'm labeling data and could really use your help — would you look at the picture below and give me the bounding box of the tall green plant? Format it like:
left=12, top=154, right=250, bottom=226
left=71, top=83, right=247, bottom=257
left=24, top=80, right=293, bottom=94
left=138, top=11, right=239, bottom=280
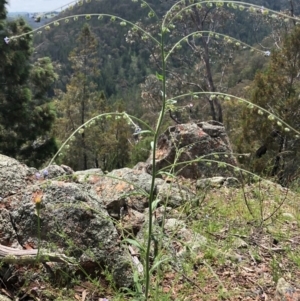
left=7, top=1, right=300, bottom=299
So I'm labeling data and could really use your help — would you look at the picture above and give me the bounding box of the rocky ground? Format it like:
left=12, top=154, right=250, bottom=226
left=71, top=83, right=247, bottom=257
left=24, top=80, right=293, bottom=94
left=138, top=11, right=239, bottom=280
left=0, top=122, right=300, bottom=300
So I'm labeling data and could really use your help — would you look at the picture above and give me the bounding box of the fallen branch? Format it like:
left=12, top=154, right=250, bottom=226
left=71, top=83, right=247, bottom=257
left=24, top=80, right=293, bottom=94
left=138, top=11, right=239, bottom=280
left=0, top=244, right=75, bottom=264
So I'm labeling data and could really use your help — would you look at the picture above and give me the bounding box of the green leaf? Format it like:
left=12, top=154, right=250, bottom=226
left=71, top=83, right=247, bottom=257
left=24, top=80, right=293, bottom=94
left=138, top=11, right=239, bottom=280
left=123, top=238, right=145, bottom=251
left=133, top=271, right=143, bottom=294
left=139, top=130, right=153, bottom=135
left=151, top=199, right=161, bottom=211
left=149, top=256, right=171, bottom=274
left=155, top=72, right=164, bottom=81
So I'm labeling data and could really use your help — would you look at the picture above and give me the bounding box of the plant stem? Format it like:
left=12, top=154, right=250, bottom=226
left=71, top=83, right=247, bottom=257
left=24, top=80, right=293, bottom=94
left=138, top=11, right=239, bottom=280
left=144, top=31, right=167, bottom=300
left=36, top=205, right=41, bottom=262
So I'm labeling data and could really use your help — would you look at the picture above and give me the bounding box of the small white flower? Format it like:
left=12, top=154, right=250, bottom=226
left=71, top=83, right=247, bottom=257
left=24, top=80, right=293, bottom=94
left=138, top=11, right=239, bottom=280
left=264, top=50, right=271, bottom=57
left=4, top=37, right=9, bottom=44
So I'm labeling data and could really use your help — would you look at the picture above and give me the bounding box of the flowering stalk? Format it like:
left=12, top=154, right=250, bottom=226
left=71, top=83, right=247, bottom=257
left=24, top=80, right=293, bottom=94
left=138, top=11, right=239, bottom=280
left=33, top=192, right=43, bottom=262
left=9, top=14, right=160, bottom=46
left=47, top=112, right=153, bottom=167
left=164, top=91, right=300, bottom=136
left=164, top=0, right=300, bottom=28
left=165, top=30, right=266, bottom=62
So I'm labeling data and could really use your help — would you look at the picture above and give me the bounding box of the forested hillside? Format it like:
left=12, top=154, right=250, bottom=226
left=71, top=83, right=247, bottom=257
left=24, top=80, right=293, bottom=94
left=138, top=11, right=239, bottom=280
left=1, top=0, right=300, bottom=183
left=33, top=0, right=295, bottom=101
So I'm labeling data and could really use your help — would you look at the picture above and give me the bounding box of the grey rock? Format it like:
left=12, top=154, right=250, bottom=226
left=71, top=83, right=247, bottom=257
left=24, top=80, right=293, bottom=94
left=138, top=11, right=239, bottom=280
left=0, top=209, right=19, bottom=247
left=163, top=218, right=207, bottom=259
left=164, top=218, right=186, bottom=232
left=0, top=154, right=36, bottom=198
left=0, top=180, right=132, bottom=288
left=91, top=168, right=163, bottom=217
left=74, top=168, right=104, bottom=184
left=156, top=182, right=193, bottom=207
left=41, top=164, right=70, bottom=179
left=196, top=176, right=240, bottom=189
left=197, top=176, right=226, bottom=189
left=275, top=278, right=300, bottom=301
left=147, top=121, right=238, bottom=179
left=133, top=162, right=149, bottom=173
left=154, top=206, right=180, bottom=225
left=119, top=209, right=145, bottom=234
left=60, top=164, right=74, bottom=174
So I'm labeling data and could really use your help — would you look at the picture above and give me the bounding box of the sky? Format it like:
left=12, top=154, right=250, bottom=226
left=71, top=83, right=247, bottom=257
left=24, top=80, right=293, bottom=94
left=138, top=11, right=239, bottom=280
left=7, top=0, right=76, bottom=12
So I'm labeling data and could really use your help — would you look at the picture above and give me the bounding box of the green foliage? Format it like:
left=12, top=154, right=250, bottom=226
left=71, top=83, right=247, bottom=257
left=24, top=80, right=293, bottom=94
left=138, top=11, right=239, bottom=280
left=129, top=135, right=152, bottom=166
left=53, top=24, right=132, bottom=171
left=30, top=57, right=58, bottom=98
left=33, top=0, right=151, bottom=103
left=31, top=0, right=291, bottom=125
left=0, top=10, right=58, bottom=166
left=237, top=25, right=300, bottom=184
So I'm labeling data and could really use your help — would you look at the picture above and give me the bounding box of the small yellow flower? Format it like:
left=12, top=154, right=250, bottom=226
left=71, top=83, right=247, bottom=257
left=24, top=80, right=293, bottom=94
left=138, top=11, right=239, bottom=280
left=33, top=191, right=43, bottom=205
left=35, top=196, right=42, bottom=204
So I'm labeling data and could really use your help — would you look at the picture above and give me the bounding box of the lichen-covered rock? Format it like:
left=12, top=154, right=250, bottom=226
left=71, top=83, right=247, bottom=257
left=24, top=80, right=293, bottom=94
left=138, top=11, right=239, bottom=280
left=0, top=209, right=19, bottom=247
left=119, top=208, right=145, bottom=234
left=163, top=218, right=207, bottom=250
left=90, top=168, right=161, bottom=217
left=74, top=168, right=104, bottom=184
left=196, top=176, right=240, bottom=189
left=275, top=278, right=300, bottom=301
left=197, top=176, right=226, bottom=189
left=0, top=141, right=239, bottom=291
left=0, top=180, right=133, bottom=288
left=0, top=157, right=198, bottom=289
left=156, top=182, right=193, bottom=207
left=147, top=121, right=238, bottom=179
left=0, top=154, right=37, bottom=198
left=41, top=164, right=74, bottom=179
